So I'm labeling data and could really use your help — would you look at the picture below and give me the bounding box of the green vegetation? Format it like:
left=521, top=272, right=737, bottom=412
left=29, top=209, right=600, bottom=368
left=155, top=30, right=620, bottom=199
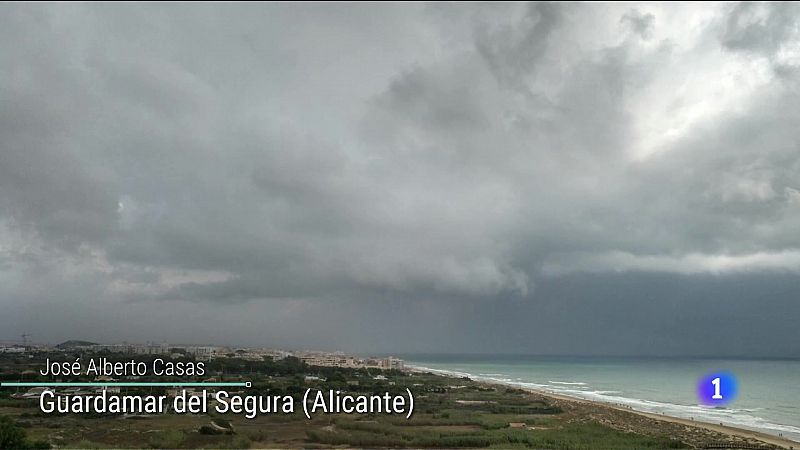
left=306, top=419, right=684, bottom=449
left=0, top=352, right=689, bottom=449
left=147, top=429, right=186, bottom=449
left=0, top=415, right=50, bottom=449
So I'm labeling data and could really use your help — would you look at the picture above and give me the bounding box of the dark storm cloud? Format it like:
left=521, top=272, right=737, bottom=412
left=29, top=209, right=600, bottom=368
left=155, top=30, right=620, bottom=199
left=621, top=10, right=655, bottom=40
left=1, top=3, right=799, bottom=356
left=474, top=2, right=561, bottom=89
left=721, top=2, right=799, bottom=57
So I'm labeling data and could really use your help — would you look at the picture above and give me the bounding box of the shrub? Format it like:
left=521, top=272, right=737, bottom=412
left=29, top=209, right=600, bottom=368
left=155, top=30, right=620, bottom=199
left=0, top=415, right=51, bottom=449
left=148, top=429, right=186, bottom=449
left=0, top=416, right=27, bottom=450
left=199, top=425, right=224, bottom=435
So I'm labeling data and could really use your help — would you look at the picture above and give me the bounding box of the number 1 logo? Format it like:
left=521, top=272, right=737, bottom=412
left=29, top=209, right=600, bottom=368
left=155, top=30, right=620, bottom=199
left=697, top=372, right=737, bottom=405
left=711, top=377, right=722, bottom=399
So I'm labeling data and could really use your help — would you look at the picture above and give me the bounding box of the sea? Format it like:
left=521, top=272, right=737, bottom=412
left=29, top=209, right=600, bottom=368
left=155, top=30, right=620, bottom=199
left=404, top=355, right=800, bottom=442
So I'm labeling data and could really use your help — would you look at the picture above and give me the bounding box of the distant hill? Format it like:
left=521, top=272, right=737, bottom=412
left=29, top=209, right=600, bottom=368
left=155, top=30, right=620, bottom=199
left=55, top=340, right=96, bottom=349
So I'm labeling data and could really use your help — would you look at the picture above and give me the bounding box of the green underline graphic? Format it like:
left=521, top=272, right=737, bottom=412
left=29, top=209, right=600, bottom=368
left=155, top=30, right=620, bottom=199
left=0, top=382, right=249, bottom=387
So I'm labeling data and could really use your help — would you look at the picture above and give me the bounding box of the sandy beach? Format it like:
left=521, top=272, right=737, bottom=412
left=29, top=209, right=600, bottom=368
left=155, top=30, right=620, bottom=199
left=510, top=384, right=798, bottom=449
left=408, top=366, right=798, bottom=449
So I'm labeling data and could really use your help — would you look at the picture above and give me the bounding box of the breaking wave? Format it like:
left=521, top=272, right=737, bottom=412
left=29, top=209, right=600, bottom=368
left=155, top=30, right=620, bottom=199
left=408, top=364, right=800, bottom=443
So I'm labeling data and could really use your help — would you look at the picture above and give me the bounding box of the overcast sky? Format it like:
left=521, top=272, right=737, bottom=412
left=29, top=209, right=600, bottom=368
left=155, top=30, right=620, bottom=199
left=1, top=3, right=799, bottom=357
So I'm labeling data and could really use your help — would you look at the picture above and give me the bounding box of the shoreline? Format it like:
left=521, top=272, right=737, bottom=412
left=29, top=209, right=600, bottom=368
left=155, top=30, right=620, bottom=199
left=407, top=365, right=799, bottom=449
left=526, top=386, right=798, bottom=449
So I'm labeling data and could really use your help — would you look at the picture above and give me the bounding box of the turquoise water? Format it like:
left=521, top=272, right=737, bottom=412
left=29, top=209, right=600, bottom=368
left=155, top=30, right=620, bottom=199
left=406, top=356, right=800, bottom=442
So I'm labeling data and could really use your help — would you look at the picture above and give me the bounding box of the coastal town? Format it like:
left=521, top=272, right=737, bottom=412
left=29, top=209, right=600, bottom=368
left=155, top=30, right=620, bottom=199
left=1, top=340, right=796, bottom=449
left=0, top=339, right=405, bottom=371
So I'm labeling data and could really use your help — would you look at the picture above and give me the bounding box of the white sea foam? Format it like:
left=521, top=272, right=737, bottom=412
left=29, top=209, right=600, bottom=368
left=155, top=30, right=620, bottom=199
left=406, top=364, right=800, bottom=443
